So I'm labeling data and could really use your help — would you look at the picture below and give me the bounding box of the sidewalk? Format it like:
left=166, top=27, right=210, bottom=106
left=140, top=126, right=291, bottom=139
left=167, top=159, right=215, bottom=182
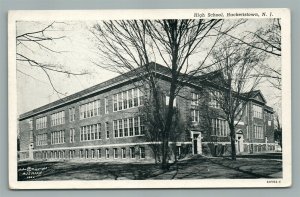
left=150, top=155, right=282, bottom=179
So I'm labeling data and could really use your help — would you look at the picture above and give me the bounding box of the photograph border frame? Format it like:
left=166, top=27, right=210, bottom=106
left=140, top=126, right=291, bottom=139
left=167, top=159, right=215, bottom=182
left=8, top=8, right=291, bottom=189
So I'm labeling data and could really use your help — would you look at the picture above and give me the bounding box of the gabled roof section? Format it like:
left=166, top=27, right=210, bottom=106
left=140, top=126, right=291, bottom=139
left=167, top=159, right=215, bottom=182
left=243, top=90, right=267, bottom=104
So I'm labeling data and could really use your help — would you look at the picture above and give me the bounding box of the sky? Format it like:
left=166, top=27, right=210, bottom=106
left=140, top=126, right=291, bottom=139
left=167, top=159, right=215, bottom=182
left=16, top=19, right=282, bottom=118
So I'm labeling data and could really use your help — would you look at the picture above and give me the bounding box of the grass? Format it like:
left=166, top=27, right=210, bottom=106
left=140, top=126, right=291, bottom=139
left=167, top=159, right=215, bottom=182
left=18, top=155, right=282, bottom=181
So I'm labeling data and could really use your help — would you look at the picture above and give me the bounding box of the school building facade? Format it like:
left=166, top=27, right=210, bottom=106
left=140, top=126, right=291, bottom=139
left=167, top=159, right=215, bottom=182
left=18, top=62, right=276, bottom=162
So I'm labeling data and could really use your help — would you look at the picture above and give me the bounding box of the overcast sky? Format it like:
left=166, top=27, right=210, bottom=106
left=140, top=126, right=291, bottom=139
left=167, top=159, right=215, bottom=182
left=16, top=19, right=282, bottom=117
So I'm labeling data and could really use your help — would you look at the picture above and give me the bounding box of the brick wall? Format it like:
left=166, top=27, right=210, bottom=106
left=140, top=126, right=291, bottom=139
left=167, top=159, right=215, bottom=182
left=19, top=73, right=275, bottom=160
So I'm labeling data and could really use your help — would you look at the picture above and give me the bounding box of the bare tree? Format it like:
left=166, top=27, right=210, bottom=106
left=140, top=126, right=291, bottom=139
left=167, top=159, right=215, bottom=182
left=251, top=19, right=281, bottom=91
left=91, top=19, right=244, bottom=169
left=16, top=22, right=88, bottom=96
left=221, top=19, right=281, bottom=90
left=222, top=19, right=281, bottom=56
left=207, top=37, right=267, bottom=160
left=140, top=90, right=187, bottom=163
left=198, top=89, right=224, bottom=156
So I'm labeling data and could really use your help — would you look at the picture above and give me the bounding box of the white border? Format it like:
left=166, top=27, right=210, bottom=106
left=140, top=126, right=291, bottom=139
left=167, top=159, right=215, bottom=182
left=8, top=8, right=291, bottom=189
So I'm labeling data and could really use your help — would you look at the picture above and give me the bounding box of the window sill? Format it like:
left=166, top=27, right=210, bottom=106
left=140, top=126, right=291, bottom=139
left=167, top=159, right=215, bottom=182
left=114, top=135, right=145, bottom=139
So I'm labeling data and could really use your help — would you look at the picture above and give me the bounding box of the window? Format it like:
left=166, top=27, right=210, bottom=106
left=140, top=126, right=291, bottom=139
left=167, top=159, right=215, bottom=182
left=113, top=88, right=143, bottom=112
left=87, top=125, right=90, bottom=140
left=253, top=105, right=263, bottom=119
left=105, top=122, right=109, bottom=138
left=80, top=124, right=101, bottom=141
left=51, top=111, right=65, bottom=126
left=69, top=128, right=75, bottom=143
left=36, top=133, right=47, bottom=146
left=113, top=117, right=144, bottom=138
left=134, top=117, right=139, bottom=135
left=220, top=120, right=224, bottom=136
left=269, top=113, right=273, bottom=121
left=121, top=148, right=126, bottom=159
left=80, top=104, right=84, bottom=119
left=130, top=147, right=135, bottom=158
left=118, top=93, right=123, bottom=110
left=166, top=96, right=177, bottom=107
left=91, top=149, right=95, bottom=159
left=129, top=118, right=133, bottom=136
left=36, top=116, right=47, bottom=130
left=216, top=119, right=220, bottom=136
left=211, top=118, right=229, bottom=136
left=97, top=149, right=101, bottom=159
left=118, top=119, right=123, bottom=137
left=80, top=126, right=84, bottom=141
left=105, top=149, right=109, bottom=159
left=124, top=119, right=128, bottom=136
left=254, top=125, right=264, bottom=139
left=91, top=125, right=95, bottom=140
left=105, top=97, right=109, bottom=114
left=113, top=95, right=118, bottom=112
left=69, top=150, right=73, bottom=159
left=62, top=130, right=65, bottom=143
left=140, top=117, right=145, bottom=135
left=51, top=130, right=65, bottom=144
left=80, top=100, right=100, bottom=119
left=123, top=91, right=128, bottom=110
left=113, top=148, right=118, bottom=159
left=139, top=89, right=144, bottom=106
left=84, top=104, right=87, bottom=118
left=97, top=100, right=101, bottom=116
left=128, top=89, right=133, bottom=108
left=80, top=150, right=84, bottom=159
left=113, top=120, right=118, bottom=138
left=69, top=107, right=75, bottom=122
left=191, top=109, right=199, bottom=122
left=97, top=123, right=101, bottom=139
left=191, top=92, right=199, bottom=106
left=235, top=103, right=245, bottom=120
left=210, top=91, right=221, bottom=108
left=139, top=147, right=145, bottom=159
left=133, top=88, right=138, bottom=107
left=85, top=150, right=89, bottom=159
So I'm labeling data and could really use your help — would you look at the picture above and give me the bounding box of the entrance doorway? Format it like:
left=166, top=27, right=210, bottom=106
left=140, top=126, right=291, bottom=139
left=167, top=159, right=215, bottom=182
left=193, top=137, right=198, bottom=154
left=191, top=131, right=202, bottom=155
left=235, top=130, right=244, bottom=153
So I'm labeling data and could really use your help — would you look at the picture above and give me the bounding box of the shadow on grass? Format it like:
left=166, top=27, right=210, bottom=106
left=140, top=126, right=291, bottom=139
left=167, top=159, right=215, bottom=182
left=18, top=161, right=165, bottom=181
left=18, top=155, right=282, bottom=181
left=203, top=155, right=282, bottom=179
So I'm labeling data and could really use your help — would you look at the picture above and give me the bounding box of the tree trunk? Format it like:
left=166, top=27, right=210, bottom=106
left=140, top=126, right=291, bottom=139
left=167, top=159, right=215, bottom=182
left=161, top=79, right=177, bottom=170
left=229, top=125, right=236, bottom=160
left=230, top=135, right=236, bottom=160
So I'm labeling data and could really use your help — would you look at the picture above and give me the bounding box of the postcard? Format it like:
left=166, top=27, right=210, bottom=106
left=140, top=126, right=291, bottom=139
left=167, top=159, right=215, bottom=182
left=8, top=8, right=291, bottom=189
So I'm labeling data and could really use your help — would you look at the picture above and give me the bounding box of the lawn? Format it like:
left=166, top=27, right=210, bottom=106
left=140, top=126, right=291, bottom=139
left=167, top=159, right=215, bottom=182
left=18, top=155, right=282, bottom=181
